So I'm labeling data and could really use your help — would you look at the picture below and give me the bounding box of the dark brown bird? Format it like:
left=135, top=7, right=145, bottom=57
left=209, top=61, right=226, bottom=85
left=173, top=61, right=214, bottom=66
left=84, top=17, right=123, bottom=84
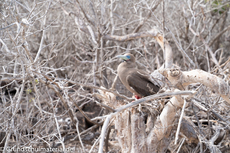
left=116, top=53, right=160, bottom=99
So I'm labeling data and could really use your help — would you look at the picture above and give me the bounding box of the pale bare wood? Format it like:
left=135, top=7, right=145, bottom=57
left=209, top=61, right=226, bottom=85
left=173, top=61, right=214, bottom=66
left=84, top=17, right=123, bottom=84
left=159, top=69, right=230, bottom=103
left=98, top=91, right=195, bottom=153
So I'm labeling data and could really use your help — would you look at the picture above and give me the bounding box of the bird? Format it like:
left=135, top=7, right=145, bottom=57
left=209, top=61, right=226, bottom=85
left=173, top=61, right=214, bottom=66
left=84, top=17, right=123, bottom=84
left=116, top=53, right=160, bottom=99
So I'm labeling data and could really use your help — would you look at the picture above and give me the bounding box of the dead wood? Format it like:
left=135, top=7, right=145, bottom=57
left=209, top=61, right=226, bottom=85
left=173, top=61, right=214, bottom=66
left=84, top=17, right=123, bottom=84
left=98, top=27, right=230, bottom=152
left=1, top=1, right=230, bottom=153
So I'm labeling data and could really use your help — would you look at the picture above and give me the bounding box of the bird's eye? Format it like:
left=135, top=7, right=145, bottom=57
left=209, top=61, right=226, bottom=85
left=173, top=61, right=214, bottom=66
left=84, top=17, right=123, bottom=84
left=126, top=55, right=130, bottom=59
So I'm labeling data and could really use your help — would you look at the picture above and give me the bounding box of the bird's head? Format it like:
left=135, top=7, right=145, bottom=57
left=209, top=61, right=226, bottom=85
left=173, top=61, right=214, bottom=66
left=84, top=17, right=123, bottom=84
left=116, top=53, right=135, bottom=63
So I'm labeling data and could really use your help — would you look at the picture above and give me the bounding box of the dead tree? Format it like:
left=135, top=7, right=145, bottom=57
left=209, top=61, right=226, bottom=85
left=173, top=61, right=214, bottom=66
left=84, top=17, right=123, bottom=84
left=1, top=0, right=230, bottom=152
left=97, top=28, right=230, bottom=153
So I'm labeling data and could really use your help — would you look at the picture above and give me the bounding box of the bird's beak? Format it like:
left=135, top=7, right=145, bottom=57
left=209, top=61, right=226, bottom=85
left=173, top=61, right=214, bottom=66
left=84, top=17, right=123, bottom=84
left=116, top=55, right=129, bottom=61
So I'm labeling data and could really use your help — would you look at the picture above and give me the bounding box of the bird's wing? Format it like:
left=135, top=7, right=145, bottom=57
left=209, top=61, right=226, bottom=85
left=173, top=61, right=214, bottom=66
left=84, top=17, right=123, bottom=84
left=126, top=70, right=160, bottom=97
